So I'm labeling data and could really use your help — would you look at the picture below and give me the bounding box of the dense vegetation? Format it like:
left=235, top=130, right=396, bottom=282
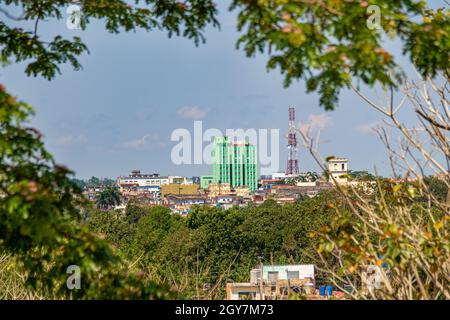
left=84, top=175, right=449, bottom=299
left=0, top=86, right=172, bottom=299
left=72, top=177, right=115, bottom=189
left=1, top=0, right=448, bottom=300
left=86, top=194, right=339, bottom=299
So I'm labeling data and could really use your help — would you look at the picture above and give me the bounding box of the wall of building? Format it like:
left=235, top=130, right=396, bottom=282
left=212, top=136, right=258, bottom=191
left=161, top=184, right=199, bottom=197
left=117, top=176, right=169, bottom=187
left=262, top=265, right=315, bottom=281
left=200, top=175, right=214, bottom=189
left=226, top=283, right=262, bottom=300
left=208, top=182, right=231, bottom=197
left=328, top=158, right=349, bottom=184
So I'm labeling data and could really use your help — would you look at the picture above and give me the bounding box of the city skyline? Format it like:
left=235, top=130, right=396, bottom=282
left=0, top=2, right=419, bottom=179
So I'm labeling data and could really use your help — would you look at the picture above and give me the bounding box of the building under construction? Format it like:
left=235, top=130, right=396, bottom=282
left=212, top=136, right=258, bottom=191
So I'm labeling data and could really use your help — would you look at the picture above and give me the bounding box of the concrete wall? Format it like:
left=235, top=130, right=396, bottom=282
left=161, top=184, right=199, bottom=197
left=262, top=265, right=315, bottom=281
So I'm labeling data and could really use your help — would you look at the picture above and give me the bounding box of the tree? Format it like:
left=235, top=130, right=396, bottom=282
left=2, top=2, right=448, bottom=110
left=303, top=75, right=450, bottom=299
left=0, top=0, right=219, bottom=299
left=2, top=0, right=449, bottom=300
left=96, top=187, right=121, bottom=210
left=0, top=0, right=219, bottom=79
left=125, top=202, right=149, bottom=223
left=348, top=170, right=377, bottom=181
left=231, top=0, right=449, bottom=109
left=0, top=85, right=173, bottom=299
left=132, top=206, right=182, bottom=259
left=86, top=209, right=136, bottom=252
left=423, top=176, right=449, bottom=202
left=87, top=176, right=101, bottom=187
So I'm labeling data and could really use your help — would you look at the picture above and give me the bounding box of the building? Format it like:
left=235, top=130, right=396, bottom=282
left=252, top=193, right=266, bottom=205
left=207, top=182, right=231, bottom=197
left=116, top=170, right=170, bottom=191
left=226, top=283, right=262, bottom=300
left=165, top=194, right=209, bottom=214
left=261, top=265, right=315, bottom=283
left=327, top=158, right=349, bottom=184
left=226, top=264, right=316, bottom=300
left=160, top=184, right=199, bottom=197
left=212, top=136, right=258, bottom=191
left=213, top=195, right=246, bottom=210
left=200, top=175, right=214, bottom=189
left=271, top=172, right=289, bottom=180
left=269, top=183, right=332, bottom=201
left=169, top=176, right=193, bottom=185
left=121, top=191, right=159, bottom=206
left=233, top=186, right=251, bottom=197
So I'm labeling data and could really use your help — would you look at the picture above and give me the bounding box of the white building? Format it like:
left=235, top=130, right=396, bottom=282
left=328, top=158, right=348, bottom=184
left=261, top=264, right=315, bottom=283
left=168, top=176, right=193, bottom=185
left=226, top=264, right=315, bottom=300
left=116, top=170, right=170, bottom=191
left=271, top=172, right=288, bottom=180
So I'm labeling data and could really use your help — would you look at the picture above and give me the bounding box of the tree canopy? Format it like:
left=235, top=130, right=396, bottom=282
left=0, top=0, right=218, bottom=79
left=1, top=0, right=448, bottom=300
left=1, top=1, right=448, bottom=109
left=0, top=85, right=172, bottom=299
left=86, top=195, right=338, bottom=298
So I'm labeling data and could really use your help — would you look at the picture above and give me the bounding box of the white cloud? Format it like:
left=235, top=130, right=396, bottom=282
left=356, top=121, right=383, bottom=135
left=176, top=106, right=209, bottom=120
left=298, top=113, right=333, bottom=135
left=55, top=134, right=87, bottom=146
left=121, top=133, right=166, bottom=150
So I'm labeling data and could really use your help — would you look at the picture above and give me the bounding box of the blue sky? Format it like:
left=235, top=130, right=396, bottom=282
left=1, top=2, right=421, bottom=179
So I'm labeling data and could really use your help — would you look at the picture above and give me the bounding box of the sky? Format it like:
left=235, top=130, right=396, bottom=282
left=0, top=2, right=423, bottom=179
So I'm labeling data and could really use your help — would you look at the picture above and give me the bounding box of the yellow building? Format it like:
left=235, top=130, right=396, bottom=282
left=207, top=183, right=251, bottom=197
left=207, top=182, right=231, bottom=197
left=161, top=184, right=199, bottom=197
left=234, top=187, right=251, bottom=197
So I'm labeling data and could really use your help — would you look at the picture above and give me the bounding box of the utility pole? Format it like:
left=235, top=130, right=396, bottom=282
left=258, top=254, right=264, bottom=300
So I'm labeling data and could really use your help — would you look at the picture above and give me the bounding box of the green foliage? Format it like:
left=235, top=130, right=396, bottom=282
left=86, top=210, right=135, bottom=254
left=423, top=176, right=449, bottom=202
left=230, top=0, right=449, bottom=109
left=86, top=192, right=338, bottom=298
left=285, top=172, right=320, bottom=185
left=132, top=206, right=181, bottom=256
left=2, top=1, right=448, bottom=110
left=72, top=176, right=115, bottom=189
left=125, top=202, right=149, bottom=223
left=96, top=187, right=121, bottom=210
left=0, top=0, right=219, bottom=79
left=316, top=179, right=450, bottom=299
left=348, top=170, right=377, bottom=181
left=0, top=85, right=173, bottom=299
left=2, top=0, right=448, bottom=301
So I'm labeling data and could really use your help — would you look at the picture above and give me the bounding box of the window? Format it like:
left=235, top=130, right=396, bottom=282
left=287, top=271, right=299, bottom=280
left=342, top=163, right=345, bottom=170
left=238, top=292, right=256, bottom=300
left=267, top=271, right=279, bottom=283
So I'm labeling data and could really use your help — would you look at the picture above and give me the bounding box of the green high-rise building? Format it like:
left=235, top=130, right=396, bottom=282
left=200, top=175, right=214, bottom=189
left=212, top=136, right=258, bottom=191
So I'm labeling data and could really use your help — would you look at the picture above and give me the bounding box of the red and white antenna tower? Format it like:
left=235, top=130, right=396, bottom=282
left=286, top=106, right=299, bottom=175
